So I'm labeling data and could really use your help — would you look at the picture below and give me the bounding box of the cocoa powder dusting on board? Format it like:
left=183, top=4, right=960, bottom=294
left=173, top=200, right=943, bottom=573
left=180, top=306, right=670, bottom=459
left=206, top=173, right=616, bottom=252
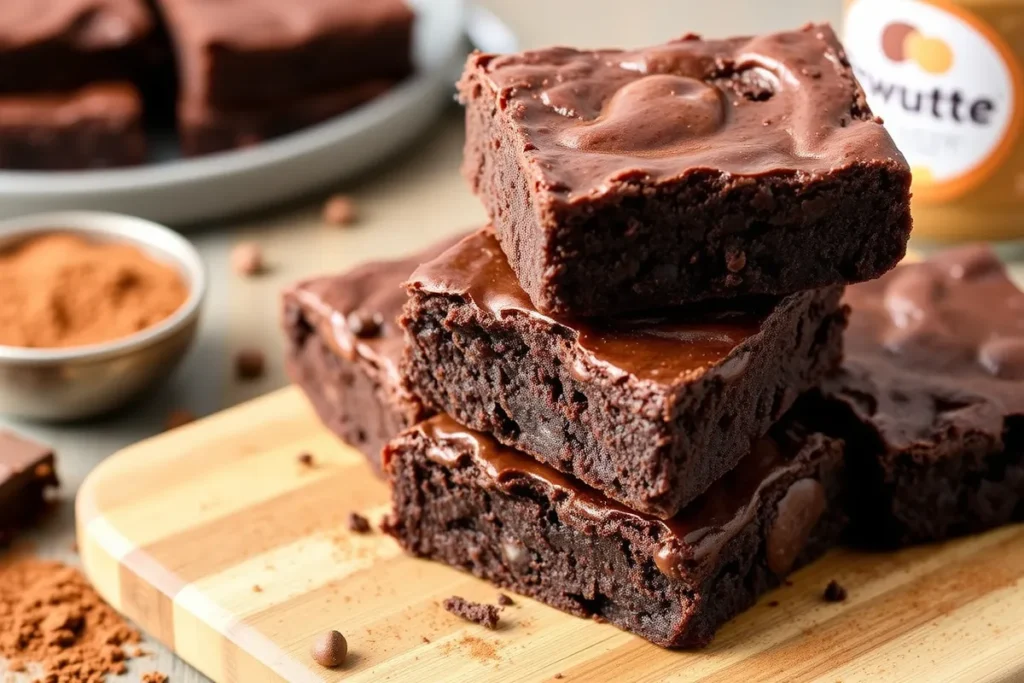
left=0, top=556, right=142, bottom=682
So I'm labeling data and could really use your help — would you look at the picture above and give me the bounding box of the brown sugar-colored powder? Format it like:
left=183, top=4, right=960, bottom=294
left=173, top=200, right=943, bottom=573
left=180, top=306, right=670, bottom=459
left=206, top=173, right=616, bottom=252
left=0, top=234, right=188, bottom=348
left=0, top=556, right=142, bottom=682
left=141, top=673, right=169, bottom=683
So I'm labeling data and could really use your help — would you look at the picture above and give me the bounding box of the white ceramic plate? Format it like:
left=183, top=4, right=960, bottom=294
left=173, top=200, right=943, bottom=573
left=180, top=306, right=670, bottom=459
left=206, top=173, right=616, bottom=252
left=0, top=0, right=467, bottom=226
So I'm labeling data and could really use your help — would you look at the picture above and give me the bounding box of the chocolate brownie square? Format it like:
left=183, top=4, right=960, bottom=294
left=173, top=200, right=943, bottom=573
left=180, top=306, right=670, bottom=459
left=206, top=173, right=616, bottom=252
left=384, top=412, right=846, bottom=648
left=814, top=246, right=1024, bottom=546
left=179, top=80, right=394, bottom=156
left=0, top=430, right=59, bottom=543
left=157, top=0, right=414, bottom=109
left=0, top=84, right=146, bottom=170
left=400, top=228, right=847, bottom=518
left=0, top=0, right=154, bottom=93
left=458, top=24, right=911, bottom=316
left=282, top=235, right=463, bottom=473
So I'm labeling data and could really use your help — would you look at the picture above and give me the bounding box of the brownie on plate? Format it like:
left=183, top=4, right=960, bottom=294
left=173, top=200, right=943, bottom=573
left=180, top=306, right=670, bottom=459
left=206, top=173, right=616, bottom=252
left=157, top=0, right=414, bottom=109
left=282, top=236, right=464, bottom=473
left=400, top=228, right=847, bottom=518
left=385, top=411, right=846, bottom=648
left=0, top=84, right=146, bottom=170
left=0, top=0, right=154, bottom=93
left=179, top=80, right=394, bottom=156
left=458, top=24, right=911, bottom=316
left=815, top=246, right=1024, bottom=546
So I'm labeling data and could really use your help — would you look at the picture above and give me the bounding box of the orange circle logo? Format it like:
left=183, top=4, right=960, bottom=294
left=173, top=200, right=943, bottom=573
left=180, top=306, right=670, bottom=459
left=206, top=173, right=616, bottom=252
left=881, top=22, right=954, bottom=74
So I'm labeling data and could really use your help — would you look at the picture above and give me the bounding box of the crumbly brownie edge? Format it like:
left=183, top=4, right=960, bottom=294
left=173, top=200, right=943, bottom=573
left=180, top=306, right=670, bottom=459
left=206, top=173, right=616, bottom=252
left=282, top=296, right=421, bottom=474
left=460, top=71, right=911, bottom=317
left=0, top=115, right=146, bottom=170
left=400, top=286, right=846, bottom=518
left=384, top=427, right=846, bottom=648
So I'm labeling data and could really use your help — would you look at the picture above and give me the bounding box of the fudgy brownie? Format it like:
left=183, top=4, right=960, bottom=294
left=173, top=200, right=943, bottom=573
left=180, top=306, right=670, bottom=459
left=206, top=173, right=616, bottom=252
left=814, top=245, right=1024, bottom=546
left=0, top=84, right=146, bottom=170
left=458, top=24, right=911, bottom=316
left=0, top=430, right=59, bottom=542
left=401, top=228, right=847, bottom=518
left=0, top=0, right=154, bottom=93
left=385, top=412, right=846, bottom=648
left=157, top=0, right=414, bottom=109
left=178, top=80, right=394, bottom=156
left=282, top=236, right=463, bottom=472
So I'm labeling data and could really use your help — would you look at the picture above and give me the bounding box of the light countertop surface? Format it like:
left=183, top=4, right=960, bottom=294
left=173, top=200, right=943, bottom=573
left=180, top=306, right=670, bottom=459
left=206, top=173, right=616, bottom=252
left=5, top=1, right=1021, bottom=681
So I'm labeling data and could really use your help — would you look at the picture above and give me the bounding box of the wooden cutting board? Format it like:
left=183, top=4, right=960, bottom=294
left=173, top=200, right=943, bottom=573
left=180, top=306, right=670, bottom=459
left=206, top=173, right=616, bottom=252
left=76, top=387, right=1024, bottom=683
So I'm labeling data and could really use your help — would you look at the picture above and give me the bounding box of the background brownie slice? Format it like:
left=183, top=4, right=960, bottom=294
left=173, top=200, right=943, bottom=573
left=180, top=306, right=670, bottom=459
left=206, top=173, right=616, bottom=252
left=0, top=0, right=154, bottom=93
left=282, top=235, right=463, bottom=473
left=179, top=80, right=394, bottom=156
left=157, top=0, right=414, bottom=109
left=385, top=412, right=846, bottom=648
left=401, top=228, right=847, bottom=518
left=0, top=84, right=146, bottom=170
left=458, top=24, right=911, bottom=316
left=0, top=430, right=59, bottom=543
left=814, top=246, right=1024, bottom=546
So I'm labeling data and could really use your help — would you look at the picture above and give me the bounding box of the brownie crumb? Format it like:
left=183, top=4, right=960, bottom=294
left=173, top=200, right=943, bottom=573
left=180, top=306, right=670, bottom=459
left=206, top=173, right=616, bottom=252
left=252, top=584, right=263, bottom=593
left=443, top=596, right=501, bottom=630
left=297, top=452, right=314, bottom=467
left=496, top=593, right=514, bottom=606
left=231, top=242, right=264, bottom=276
left=767, top=600, right=780, bottom=607
left=235, top=348, right=265, bottom=380
left=823, top=580, right=848, bottom=602
left=142, top=673, right=169, bottom=683
left=725, top=249, right=747, bottom=273
left=348, top=512, right=371, bottom=534
left=554, top=675, right=565, bottom=680
left=323, top=194, right=357, bottom=226
left=311, top=630, right=348, bottom=668
left=421, top=636, right=431, bottom=644
left=165, top=409, right=196, bottom=431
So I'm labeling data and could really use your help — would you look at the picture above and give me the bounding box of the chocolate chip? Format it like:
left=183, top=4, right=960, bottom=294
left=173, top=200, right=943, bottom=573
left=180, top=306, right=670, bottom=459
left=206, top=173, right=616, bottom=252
left=496, top=593, right=514, bottom=606
left=231, top=242, right=264, bottom=277
left=311, top=630, right=347, bottom=668
left=766, top=478, right=826, bottom=576
left=346, top=310, right=384, bottom=338
left=297, top=452, right=314, bottom=467
left=235, top=348, right=265, bottom=380
left=165, top=409, right=196, bottom=431
left=823, top=580, right=847, bottom=602
left=348, top=512, right=371, bottom=534
left=323, top=195, right=357, bottom=226
left=442, top=596, right=500, bottom=630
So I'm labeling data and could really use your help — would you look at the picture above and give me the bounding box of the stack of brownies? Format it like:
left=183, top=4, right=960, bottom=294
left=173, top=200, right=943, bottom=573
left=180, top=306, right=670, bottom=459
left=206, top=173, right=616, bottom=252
left=286, top=24, right=1024, bottom=648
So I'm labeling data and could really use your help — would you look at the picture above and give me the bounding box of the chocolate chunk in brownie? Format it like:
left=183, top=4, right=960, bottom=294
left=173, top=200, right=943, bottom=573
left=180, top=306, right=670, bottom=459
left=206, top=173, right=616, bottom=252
left=0, top=0, right=154, bottom=94
left=385, top=412, right=846, bottom=648
left=813, top=245, right=1024, bottom=546
left=400, top=228, right=847, bottom=518
left=0, top=84, right=146, bottom=170
left=282, top=234, right=465, bottom=473
left=0, top=431, right=59, bottom=541
left=178, top=80, right=395, bottom=156
left=458, top=24, right=911, bottom=316
left=158, top=0, right=413, bottom=109
left=442, top=596, right=501, bottom=630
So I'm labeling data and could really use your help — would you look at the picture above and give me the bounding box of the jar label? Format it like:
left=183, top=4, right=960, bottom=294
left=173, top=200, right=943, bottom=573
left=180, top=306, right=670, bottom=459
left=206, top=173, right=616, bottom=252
left=845, top=0, right=1024, bottom=202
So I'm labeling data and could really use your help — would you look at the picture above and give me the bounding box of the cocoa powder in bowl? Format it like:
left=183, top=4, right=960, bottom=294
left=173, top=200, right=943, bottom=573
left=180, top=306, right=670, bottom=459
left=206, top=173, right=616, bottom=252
left=0, top=233, right=189, bottom=349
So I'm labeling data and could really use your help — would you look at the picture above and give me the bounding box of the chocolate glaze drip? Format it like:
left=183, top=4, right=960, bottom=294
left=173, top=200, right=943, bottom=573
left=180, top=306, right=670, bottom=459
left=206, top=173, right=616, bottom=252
left=844, top=245, right=1024, bottom=413
left=416, top=414, right=821, bottom=582
left=461, top=24, right=906, bottom=202
left=407, top=228, right=774, bottom=383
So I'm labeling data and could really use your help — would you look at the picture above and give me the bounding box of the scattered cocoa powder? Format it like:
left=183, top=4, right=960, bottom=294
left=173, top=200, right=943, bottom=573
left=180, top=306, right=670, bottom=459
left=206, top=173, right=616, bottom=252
left=0, top=233, right=188, bottom=348
left=0, top=556, right=142, bottom=682
left=141, top=673, right=168, bottom=683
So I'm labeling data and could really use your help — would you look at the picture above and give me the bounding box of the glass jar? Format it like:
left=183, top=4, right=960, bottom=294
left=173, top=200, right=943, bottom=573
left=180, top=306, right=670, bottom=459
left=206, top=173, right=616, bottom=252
left=844, top=0, right=1024, bottom=243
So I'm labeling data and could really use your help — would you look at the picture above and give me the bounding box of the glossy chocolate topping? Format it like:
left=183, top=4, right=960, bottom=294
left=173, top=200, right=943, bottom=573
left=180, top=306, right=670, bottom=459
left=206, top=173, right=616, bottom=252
left=0, top=0, right=151, bottom=50
left=843, top=245, right=1024, bottom=414
left=460, top=24, right=906, bottom=202
left=407, top=228, right=772, bottom=384
left=287, top=235, right=465, bottom=386
left=414, top=414, right=826, bottom=582
left=0, top=83, right=140, bottom=126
